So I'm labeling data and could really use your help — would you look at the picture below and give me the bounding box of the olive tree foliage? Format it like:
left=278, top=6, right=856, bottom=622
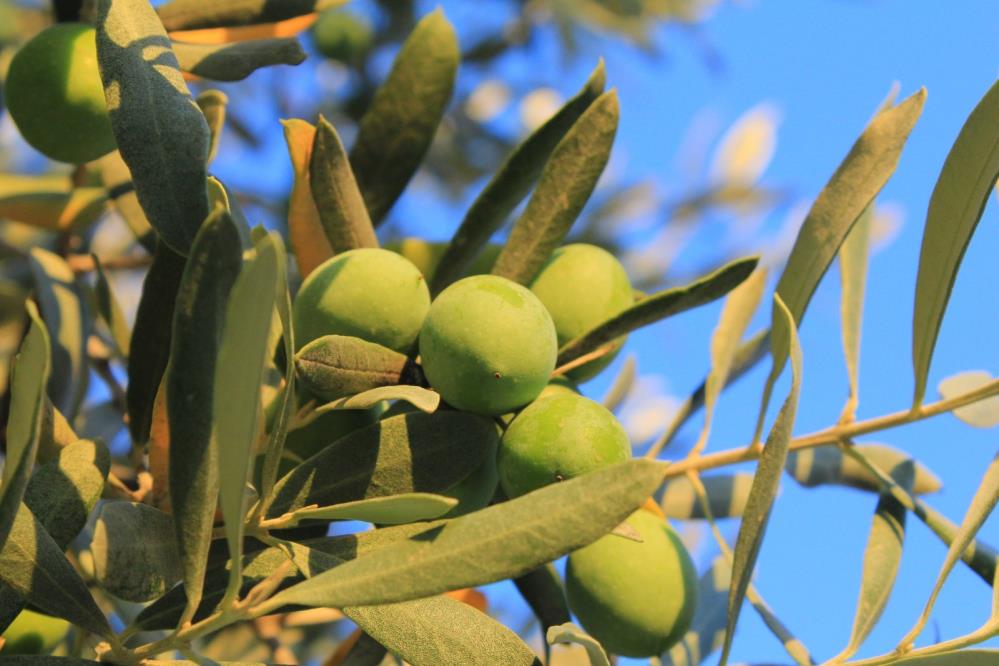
left=0, top=0, right=997, bottom=665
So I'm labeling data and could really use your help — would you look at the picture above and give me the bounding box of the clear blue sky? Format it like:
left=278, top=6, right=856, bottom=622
left=210, top=1, right=999, bottom=662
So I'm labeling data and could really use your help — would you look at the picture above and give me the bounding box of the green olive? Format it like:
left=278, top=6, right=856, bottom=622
left=1, top=609, right=70, bottom=655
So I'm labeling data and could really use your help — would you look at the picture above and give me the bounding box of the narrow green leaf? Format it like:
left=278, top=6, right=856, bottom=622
left=167, top=206, right=243, bottom=623
left=295, top=334, right=422, bottom=401
left=205, top=176, right=252, bottom=247
left=91, top=501, right=182, bottom=602
left=900, top=451, right=999, bottom=646
left=0, top=302, right=50, bottom=545
left=721, top=294, right=803, bottom=665
left=196, top=89, right=227, bottom=164
left=837, top=205, right=872, bottom=422
left=938, top=371, right=999, bottom=429
left=754, top=89, right=925, bottom=441
left=658, top=474, right=754, bottom=520
left=0, top=504, right=112, bottom=638
left=894, top=650, right=999, bottom=665
left=0, top=658, right=102, bottom=665
left=602, top=355, right=636, bottom=413
left=661, top=556, right=729, bottom=665
left=27, top=248, right=88, bottom=418
left=309, top=115, right=379, bottom=251
left=96, top=151, right=155, bottom=250
left=214, top=233, right=281, bottom=604
left=349, top=8, right=458, bottom=224
left=547, top=623, right=610, bottom=666
left=92, top=254, right=131, bottom=357
left=288, top=493, right=458, bottom=526
left=696, top=268, right=767, bottom=452
left=0, top=187, right=107, bottom=232
left=558, top=256, right=759, bottom=368
left=174, top=37, right=305, bottom=82
left=839, top=460, right=915, bottom=660
left=157, top=0, right=346, bottom=30
left=338, top=634, right=387, bottom=666
left=126, top=243, right=186, bottom=445
left=786, top=443, right=942, bottom=495
left=256, top=459, right=666, bottom=610
left=265, top=411, right=495, bottom=517
left=311, top=385, right=440, bottom=415
left=431, top=60, right=606, bottom=293
left=96, top=0, right=210, bottom=255
left=36, top=395, right=77, bottom=464
left=513, top=564, right=571, bottom=636
left=912, top=80, right=999, bottom=407
left=491, top=91, right=620, bottom=285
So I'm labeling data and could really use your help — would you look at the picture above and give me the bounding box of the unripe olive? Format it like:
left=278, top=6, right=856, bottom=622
left=497, top=393, right=630, bottom=498
left=311, top=10, right=373, bottom=64
left=529, top=244, right=633, bottom=382
left=566, top=509, right=698, bottom=657
left=419, top=275, right=557, bottom=415
left=4, top=24, right=117, bottom=164
left=538, top=375, right=580, bottom=400
left=293, top=248, right=430, bottom=354
left=1, top=609, right=70, bottom=655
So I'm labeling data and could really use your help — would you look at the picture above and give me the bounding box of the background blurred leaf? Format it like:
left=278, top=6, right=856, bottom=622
left=432, top=60, right=606, bottom=293
left=547, top=623, right=610, bottom=666
left=91, top=501, right=182, bottom=602
left=287, top=492, right=458, bottom=526
left=174, top=37, right=305, bottom=81
left=894, top=650, right=999, bottom=665
left=661, top=556, right=729, bottom=665
left=92, top=254, right=131, bottom=358
left=709, top=103, right=779, bottom=186
left=938, top=371, right=999, bottom=428
left=311, top=385, right=440, bottom=414
left=837, top=205, right=872, bottom=423
left=349, top=8, right=459, bottom=224
left=196, top=89, right=228, bottom=163
left=513, top=564, right=571, bottom=638
left=28, top=248, right=88, bottom=418
left=912, top=80, right=999, bottom=407
left=786, top=443, right=941, bottom=495
left=491, top=91, right=619, bottom=285
left=0, top=187, right=107, bottom=233
left=602, top=355, right=636, bottom=413
left=97, top=0, right=210, bottom=255
left=659, top=473, right=754, bottom=520
left=96, top=151, right=155, bottom=250
left=295, top=335, right=422, bottom=401
left=281, top=118, right=333, bottom=278
left=157, top=0, right=344, bottom=31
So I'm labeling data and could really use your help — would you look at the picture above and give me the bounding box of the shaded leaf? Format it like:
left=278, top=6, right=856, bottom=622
left=513, top=564, right=571, bottom=636
left=349, top=8, right=459, bottom=224
left=602, top=355, right=636, bottom=413
left=0, top=187, right=107, bottom=232
left=206, top=176, right=252, bottom=246
left=196, top=89, right=227, bottom=163
left=912, top=80, right=999, bottom=407
left=786, top=443, right=941, bottom=495
left=659, top=474, right=754, bottom=520
left=312, top=385, right=440, bottom=415
left=837, top=205, right=872, bottom=422
left=91, top=501, right=182, bottom=602
left=27, top=248, right=88, bottom=418
left=310, top=115, right=378, bottom=252
left=547, top=623, right=610, bottom=666
left=167, top=206, right=243, bottom=622
left=265, top=411, right=495, bottom=517
left=491, top=91, right=619, bottom=285
left=754, top=89, right=925, bottom=441
left=96, top=151, right=155, bottom=249
left=431, top=60, right=606, bottom=293
left=36, top=396, right=78, bottom=464
left=558, top=256, right=758, bottom=368
left=661, top=556, right=729, bottom=665
left=257, top=459, right=666, bottom=609
left=721, top=295, right=802, bottom=665
left=281, top=118, right=333, bottom=278
left=92, top=254, right=131, bottom=357
left=295, top=335, right=422, bottom=401
left=174, top=37, right=305, bottom=81
left=97, top=0, right=210, bottom=255
left=288, top=493, right=458, bottom=526
left=938, top=371, right=999, bottom=429
left=158, top=0, right=344, bottom=31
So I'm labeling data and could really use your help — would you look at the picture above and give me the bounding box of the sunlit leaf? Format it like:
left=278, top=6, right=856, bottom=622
left=91, top=501, right=182, bottom=602
left=285, top=492, right=458, bottom=526
left=96, top=151, right=155, bottom=249
left=938, top=371, right=999, bottom=429
left=602, top=356, right=636, bottom=413
left=912, top=80, right=999, bottom=407
left=295, top=334, right=422, bottom=401
left=158, top=0, right=344, bottom=31
left=196, top=89, right=227, bottom=163
left=547, top=623, right=610, bottom=666
left=349, top=8, right=458, bottom=224
left=491, top=91, right=619, bottom=285
left=0, top=187, right=107, bottom=232
left=92, top=254, right=131, bottom=358
left=786, top=443, right=941, bottom=495
left=894, top=650, right=999, bottom=665
left=659, top=474, right=754, bottom=520
left=836, top=204, right=873, bottom=423
left=281, top=118, right=333, bottom=278
left=709, top=103, right=780, bottom=185
left=311, top=385, right=441, bottom=415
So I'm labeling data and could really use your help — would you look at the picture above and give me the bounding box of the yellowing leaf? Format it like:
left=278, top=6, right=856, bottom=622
left=938, top=370, right=999, bottom=428
left=167, top=14, right=319, bottom=44
left=281, top=118, right=333, bottom=278
left=710, top=103, right=780, bottom=185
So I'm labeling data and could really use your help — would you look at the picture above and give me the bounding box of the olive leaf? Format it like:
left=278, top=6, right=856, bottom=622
left=166, top=206, right=243, bottom=624
left=196, top=89, right=227, bottom=164
left=753, top=89, right=925, bottom=442
left=513, top=564, right=571, bottom=637
left=96, top=150, right=155, bottom=249
left=547, top=623, right=610, bottom=666
left=310, top=115, right=378, bottom=252
left=28, top=248, right=89, bottom=418
left=265, top=411, right=496, bottom=517
left=431, top=60, right=606, bottom=294
left=938, top=371, right=999, bottom=429
left=311, top=385, right=440, bottom=415
left=157, top=0, right=345, bottom=31
left=912, top=80, right=999, bottom=408
left=558, top=256, right=759, bottom=369
left=0, top=658, right=102, bottom=665
left=255, top=459, right=666, bottom=610
left=658, top=473, right=754, bottom=520
left=0, top=186, right=107, bottom=232
left=837, top=205, right=873, bottom=422
left=894, top=651, right=999, bottom=665
left=96, top=0, right=211, bottom=255
left=349, top=8, right=458, bottom=225
left=214, top=232, right=281, bottom=603
left=126, top=243, right=186, bottom=446
left=91, top=501, right=182, bottom=602
left=0, top=302, right=51, bottom=545
left=173, top=37, right=305, bottom=81
left=206, top=176, right=252, bottom=247
left=281, top=118, right=333, bottom=278
left=602, top=355, right=636, bottom=413
left=295, top=335, right=423, bottom=401
left=786, top=443, right=941, bottom=495
left=285, top=493, right=458, bottom=527
left=721, top=294, right=802, bottom=666
left=491, top=90, right=619, bottom=285
left=661, top=556, right=729, bottom=665
left=92, top=254, right=130, bottom=358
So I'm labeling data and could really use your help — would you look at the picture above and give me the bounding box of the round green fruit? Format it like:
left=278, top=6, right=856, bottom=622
left=311, top=10, right=373, bottom=64
left=4, top=24, right=116, bottom=164
left=497, top=393, right=630, bottom=498
left=1, top=609, right=70, bottom=655
left=419, top=275, right=557, bottom=415
left=293, top=248, right=430, bottom=354
left=529, top=243, right=633, bottom=382
left=566, top=509, right=698, bottom=657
